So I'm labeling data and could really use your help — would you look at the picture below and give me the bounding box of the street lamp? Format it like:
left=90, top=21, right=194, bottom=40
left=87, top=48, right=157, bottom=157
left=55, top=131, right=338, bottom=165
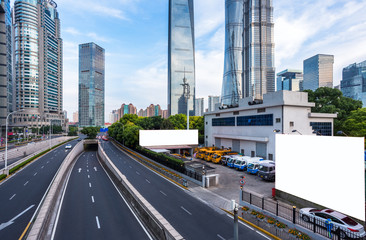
left=5, top=109, right=24, bottom=175
left=292, top=129, right=302, bottom=135
left=337, top=131, right=348, bottom=136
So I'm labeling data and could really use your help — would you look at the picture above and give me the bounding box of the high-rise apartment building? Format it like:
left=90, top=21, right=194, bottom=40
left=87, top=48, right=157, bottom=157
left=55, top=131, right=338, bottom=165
left=195, top=98, right=204, bottom=116
left=109, top=110, right=118, bottom=124
left=118, top=103, right=136, bottom=119
left=276, top=69, right=303, bottom=92
left=341, top=60, right=366, bottom=107
left=208, top=96, right=220, bottom=112
left=13, top=0, right=64, bottom=127
left=78, top=42, right=105, bottom=127
left=73, top=111, right=78, bottom=123
left=168, top=0, right=195, bottom=116
left=0, top=0, right=11, bottom=131
left=221, top=0, right=275, bottom=106
left=303, top=54, right=334, bottom=91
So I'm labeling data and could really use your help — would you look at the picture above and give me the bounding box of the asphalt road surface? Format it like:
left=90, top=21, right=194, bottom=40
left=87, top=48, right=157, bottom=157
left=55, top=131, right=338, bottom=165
left=53, top=151, right=151, bottom=240
left=0, top=139, right=78, bottom=240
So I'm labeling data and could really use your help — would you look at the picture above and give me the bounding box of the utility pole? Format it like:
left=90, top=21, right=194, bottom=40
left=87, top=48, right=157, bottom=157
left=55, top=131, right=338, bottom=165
left=231, top=200, right=239, bottom=240
left=181, top=68, right=191, bottom=130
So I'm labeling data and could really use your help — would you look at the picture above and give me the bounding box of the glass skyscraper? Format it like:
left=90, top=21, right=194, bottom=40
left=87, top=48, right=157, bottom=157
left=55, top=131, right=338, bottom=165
left=168, top=0, right=196, bottom=116
left=13, top=0, right=64, bottom=127
left=276, top=69, right=303, bottom=92
left=303, top=54, right=334, bottom=91
left=341, top=60, right=366, bottom=107
left=194, top=97, right=204, bottom=116
left=221, top=0, right=275, bottom=106
left=78, top=42, right=105, bottom=127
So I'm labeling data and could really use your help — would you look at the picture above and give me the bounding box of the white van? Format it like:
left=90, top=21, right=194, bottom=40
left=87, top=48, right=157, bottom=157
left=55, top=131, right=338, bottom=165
left=247, top=159, right=272, bottom=174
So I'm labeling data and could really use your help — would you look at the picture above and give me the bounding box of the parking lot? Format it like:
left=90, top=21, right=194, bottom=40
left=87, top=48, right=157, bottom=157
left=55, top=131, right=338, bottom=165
left=191, top=157, right=275, bottom=203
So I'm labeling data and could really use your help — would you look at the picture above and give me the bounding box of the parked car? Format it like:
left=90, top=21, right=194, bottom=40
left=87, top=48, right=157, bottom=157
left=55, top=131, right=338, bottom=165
left=300, top=208, right=366, bottom=239
left=257, top=162, right=275, bottom=181
left=65, top=144, right=72, bottom=149
left=221, top=155, right=241, bottom=165
left=234, top=156, right=251, bottom=171
left=247, top=160, right=274, bottom=175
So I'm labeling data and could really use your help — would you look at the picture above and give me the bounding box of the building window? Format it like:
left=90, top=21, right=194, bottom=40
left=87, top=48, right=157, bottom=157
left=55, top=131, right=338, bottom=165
left=257, top=108, right=266, bottom=113
left=276, top=118, right=281, bottom=123
left=237, top=114, right=273, bottom=126
left=251, top=151, right=255, bottom=157
left=233, top=111, right=239, bottom=115
left=290, top=121, right=294, bottom=127
left=268, top=154, right=273, bottom=160
left=212, top=117, right=235, bottom=126
left=310, top=122, right=332, bottom=136
left=216, top=113, right=220, bottom=117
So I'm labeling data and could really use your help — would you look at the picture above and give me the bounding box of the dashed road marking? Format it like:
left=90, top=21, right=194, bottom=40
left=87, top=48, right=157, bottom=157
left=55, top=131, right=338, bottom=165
left=91, top=196, right=95, bottom=203
left=136, top=171, right=140, bottom=175
left=159, top=191, right=167, bottom=196
left=95, top=216, right=100, bottom=229
left=181, top=206, right=192, bottom=215
left=9, top=194, right=16, bottom=200
left=24, top=181, right=29, bottom=186
left=33, top=172, right=37, bottom=176
left=89, top=183, right=92, bottom=188
left=146, top=179, right=151, bottom=184
left=217, top=234, right=226, bottom=240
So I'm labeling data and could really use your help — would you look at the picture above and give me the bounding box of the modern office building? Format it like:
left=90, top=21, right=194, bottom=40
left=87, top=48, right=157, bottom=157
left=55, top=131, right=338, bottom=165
left=78, top=42, right=105, bottom=127
left=0, top=0, right=11, bottom=132
left=208, top=96, right=220, bottom=112
left=303, top=54, right=334, bottom=91
left=195, top=98, right=204, bottom=116
left=341, top=60, right=366, bottom=107
left=205, top=91, right=336, bottom=161
left=168, top=0, right=196, bottom=116
left=276, top=69, right=303, bottom=92
left=73, top=111, right=78, bottom=123
left=12, top=0, right=64, bottom=128
left=221, top=0, right=275, bottom=106
left=109, top=110, right=118, bottom=124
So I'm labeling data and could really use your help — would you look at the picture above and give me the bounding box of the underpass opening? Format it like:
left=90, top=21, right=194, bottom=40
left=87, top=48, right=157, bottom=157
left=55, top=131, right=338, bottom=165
left=83, top=139, right=98, bottom=151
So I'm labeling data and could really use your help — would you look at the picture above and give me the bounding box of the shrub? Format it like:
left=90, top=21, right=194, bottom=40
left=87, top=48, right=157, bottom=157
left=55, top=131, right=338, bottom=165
left=275, top=221, right=287, bottom=229
left=289, top=229, right=311, bottom=240
left=267, top=216, right=276, bottom=224
left=250, top=210, right=258, bottom=216
left=0, top=174, right=6, bottom=181
left=257, top=213, right=265, bottom=219
left=242, top=206, right=249, bottom=212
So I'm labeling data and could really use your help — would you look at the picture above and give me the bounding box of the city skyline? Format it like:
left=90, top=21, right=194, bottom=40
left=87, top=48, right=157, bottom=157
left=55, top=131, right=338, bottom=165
left=24, top=0, right=366, bottom=121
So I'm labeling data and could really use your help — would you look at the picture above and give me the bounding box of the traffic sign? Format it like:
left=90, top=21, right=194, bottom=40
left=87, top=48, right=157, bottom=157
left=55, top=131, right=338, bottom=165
left=239, top=177, right=246, bottom=186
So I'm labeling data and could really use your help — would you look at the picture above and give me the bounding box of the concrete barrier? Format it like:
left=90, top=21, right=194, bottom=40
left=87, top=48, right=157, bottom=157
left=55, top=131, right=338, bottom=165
left=26, top=140, right=84, bottom=240
left=97, top=141, right=183, bottom=240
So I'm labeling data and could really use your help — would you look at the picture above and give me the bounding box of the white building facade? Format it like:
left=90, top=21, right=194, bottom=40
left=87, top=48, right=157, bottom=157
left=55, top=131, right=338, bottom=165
left=204, top=91, right=336, bottom=161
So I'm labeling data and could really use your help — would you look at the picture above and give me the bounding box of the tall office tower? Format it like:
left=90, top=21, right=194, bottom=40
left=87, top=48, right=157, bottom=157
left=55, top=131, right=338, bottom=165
left=0, top=0, right=11, bottom=131
left=221, top=0, right=275, bottom=106
left=276, top=69, right=303, bottom=91
left=78, top=42, right=105, bottom=127
left=109, top=110, right=118, bottom=124
left=194, top=98, right=204, bottom=116
left=303, top=54, right=334, bottom=91
left=208, top=95, right=220, bottom=112
left=341, top=60, right=366, bottom=107
left=13, top=0, right=64, bottom=128
left=73, top=111, right=78, bottom=123
left=168, top=0, right=196, bottom=116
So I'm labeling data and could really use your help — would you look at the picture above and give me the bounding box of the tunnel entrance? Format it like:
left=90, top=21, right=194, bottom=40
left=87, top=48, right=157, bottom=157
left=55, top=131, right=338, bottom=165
left=83, top=139, right=98, bottom=151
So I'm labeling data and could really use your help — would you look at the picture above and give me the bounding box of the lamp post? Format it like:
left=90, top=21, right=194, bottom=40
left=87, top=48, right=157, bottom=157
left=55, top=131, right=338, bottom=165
left=292, top=129, right=302, bottom=135
left=181, top=69, right=191, bottom=130
left=5, top=109, right=24, bottom=175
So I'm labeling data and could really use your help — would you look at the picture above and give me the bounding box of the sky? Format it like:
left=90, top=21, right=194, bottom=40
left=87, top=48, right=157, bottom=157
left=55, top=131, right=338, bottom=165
left=17, top=0, right=366, bottom=122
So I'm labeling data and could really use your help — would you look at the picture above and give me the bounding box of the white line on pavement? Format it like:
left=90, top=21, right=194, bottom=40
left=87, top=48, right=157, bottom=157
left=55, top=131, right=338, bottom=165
left=91, top=196, right=95, bottom=203
left=9, top=194, right=16, bottom=200
left=146, top=179, right=150, bottom=184
left=41, top=166, right=44, bottom=169
left=181, top=206, right=192, bottom=215
left=24, top=181, right=29, bottom=186
left=33, top=172, right=37, bottom=176
left=136, top=171, right=140, bottom=175
left=89, top=183, right=91, bottom=188
left=217, top=234, right=226, bottom=240
left=87, top=169, right=89, bottom=172
left=47, top=161, right=49, bottom=163
left=159, top=191, right=167, bottom=196
left=95, top=216, right=100, bottom=229
left=255, top=231, right=271, bottom=240
left=129, top=165, right=132, bottom=168
left=88, top=175, right=90, bottom=178
left=227, top=214, right=254, bottom=230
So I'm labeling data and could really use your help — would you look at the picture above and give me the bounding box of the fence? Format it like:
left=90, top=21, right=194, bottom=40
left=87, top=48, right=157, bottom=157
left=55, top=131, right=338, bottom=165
left=241, top=190, right=366, bottom=240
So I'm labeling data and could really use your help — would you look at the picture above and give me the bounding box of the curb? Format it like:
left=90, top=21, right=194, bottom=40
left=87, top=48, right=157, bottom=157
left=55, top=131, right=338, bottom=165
left=221, top=208, right=281, bottom=240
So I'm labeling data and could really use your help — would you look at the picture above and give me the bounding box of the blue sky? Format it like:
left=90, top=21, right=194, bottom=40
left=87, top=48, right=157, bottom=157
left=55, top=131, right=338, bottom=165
left=16, top=0, right=366, bottom=122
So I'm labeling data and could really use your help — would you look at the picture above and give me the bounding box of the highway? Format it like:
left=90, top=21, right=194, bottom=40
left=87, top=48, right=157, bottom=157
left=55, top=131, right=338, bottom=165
left=101, top=140, right=270, bottom=240
left=53, top=151, right=151, bottom=240
left=0, top=139, right=78, bottom=239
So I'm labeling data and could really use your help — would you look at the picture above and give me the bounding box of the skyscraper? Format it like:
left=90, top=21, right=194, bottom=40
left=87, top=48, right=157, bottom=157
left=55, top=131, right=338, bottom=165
left=276, top=69, right=303, bottom=92
left=13, top=0, right=64, bottom=128
left=78, top=42, right=105, bottom=127
left=208, top=96, right=220, bottom=112
left=195, top=98, right=204, bottom=116
left=221, top=0, right=275, bottom=106
left=341, top=60, right=366, bottom=107
left=168, top=0, right=196, bottom=116
left=0, top=0, right=11, bottom=131
left=303, top=54, right=334, bottom=91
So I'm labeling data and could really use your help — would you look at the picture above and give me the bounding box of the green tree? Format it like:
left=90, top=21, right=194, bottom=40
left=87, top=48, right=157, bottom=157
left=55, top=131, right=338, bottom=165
left=304, top=87, right=362, bottom=134
left=68, top=126, right=78, bottom=136
left=123, top=122, right=142, bottom=147
left=343, top=108, right=366, bottom=137
left=81, top=127, right=99, bottom=139
left=168, top=114, right=186, bottom=129
left=120, top=114, right=138, bottom=125
left=160, top=119, right=174, bottom=129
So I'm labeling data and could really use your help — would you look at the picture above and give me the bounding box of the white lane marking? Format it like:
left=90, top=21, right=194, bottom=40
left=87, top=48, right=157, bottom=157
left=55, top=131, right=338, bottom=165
left=24, top=181, right=29, bottom=186
left=41, top=166, right=44, bottom=169
left=47, top=161, right=49, bottom=164
left=226, top=214, right=255, bottom=230
left=91, top=196, right=95, bottom=203
left=94, top=167, right=97, bottom=172
left=96, top=216, right=100, bottom=229
left=159, top=191, right=167, bottom=196
left=34, top=172, right=37, bottom=176
left=129, top=165, right=132, bottom=168
left=87, top=169, right=89, bottom=172
left=0, top=205, right=35, bottom=231
left=88, top=175, right=90, bottom=179
left=136, top=171, right=140, bottom=175
left=78, top=168, right=82, bottom=173
left=89, top=183, right=92, bottom=188
left=9, top=194, right=16, bottom=200
left=181, top=206, right=192, bottom=215
left=255, top=231, right=271, bottom=240
left=146, top=179, right=151, bottom=184
left=217, top=234, right=226, bottom=240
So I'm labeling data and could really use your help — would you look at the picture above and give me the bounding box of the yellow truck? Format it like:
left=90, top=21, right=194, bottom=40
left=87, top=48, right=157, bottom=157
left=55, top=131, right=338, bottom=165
left=204, top=150, right=216, bottom=162
left=211, top=150, right=238, bottom=164
left=195, top=147, right=217, bottom=159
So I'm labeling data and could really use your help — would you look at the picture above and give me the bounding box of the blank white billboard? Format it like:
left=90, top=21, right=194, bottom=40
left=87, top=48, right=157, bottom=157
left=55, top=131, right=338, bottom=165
left=276, top=134, right=365, bottom=221
left=139, top=130, right=198, bottom=147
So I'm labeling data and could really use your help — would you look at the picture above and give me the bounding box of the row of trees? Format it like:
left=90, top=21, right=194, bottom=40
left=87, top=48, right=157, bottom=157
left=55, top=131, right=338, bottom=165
left=304, top=87, right=364, bottom=136
left=108, top=114, right=204, bottom=148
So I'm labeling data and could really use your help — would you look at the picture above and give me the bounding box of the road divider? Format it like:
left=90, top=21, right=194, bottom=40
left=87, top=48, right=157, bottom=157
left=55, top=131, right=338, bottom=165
left=97, top=141, right=183, bottom=240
